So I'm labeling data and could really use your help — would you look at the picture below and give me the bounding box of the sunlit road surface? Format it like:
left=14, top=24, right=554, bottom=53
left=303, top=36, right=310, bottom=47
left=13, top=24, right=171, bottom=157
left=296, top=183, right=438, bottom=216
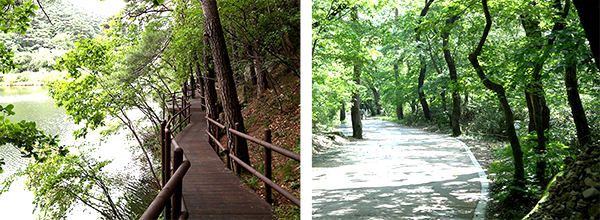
left=312, top=118, right=486, bottom=219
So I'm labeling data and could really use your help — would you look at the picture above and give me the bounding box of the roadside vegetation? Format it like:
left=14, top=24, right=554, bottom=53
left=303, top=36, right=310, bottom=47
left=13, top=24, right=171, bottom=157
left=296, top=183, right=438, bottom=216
left=2, top=0, right=298, bottom=219
left=313, top=0, right=598, bottom=218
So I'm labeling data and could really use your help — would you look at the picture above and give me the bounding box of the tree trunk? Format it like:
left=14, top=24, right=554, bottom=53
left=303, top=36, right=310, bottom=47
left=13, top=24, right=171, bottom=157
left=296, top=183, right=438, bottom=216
left=396, top=104, right=404, bottom=120
left=351, top=65, right=363, bottom=139
left=415, top=0, right=435, bottom=121
left=441, top=90, right=447, bottom=113
left=366, top=100, right=376, bottom=117
left=566, top=55, right=592, bottom=146
left=393, top=64, right=404, bottom=120
left=370, top=87, right=381, bottom=115
left=189, top=64, right=196, bottom=98
left=442, top=14, right=461, bottom=137
left=194, top=59, right=206, bottom=111
left=202, top=35, right=219, bottom=149
left=520, top=0, right=570, bottom=184
left=464, top=91, right=468, bottom=107
left=201, top=0, right=249, bottom=166
left=340, top=102, right=346, bottom=122
left=417, top=65, right=431, bottom=120
left=573, top=0, right=599, bottom=69
left=254, top=41, right=268, bottom=95
left=246, top=44, right=257, bottom=85
left=469, top=0, right=525, bottom=191
left=350, top=6, right=362, bottom=139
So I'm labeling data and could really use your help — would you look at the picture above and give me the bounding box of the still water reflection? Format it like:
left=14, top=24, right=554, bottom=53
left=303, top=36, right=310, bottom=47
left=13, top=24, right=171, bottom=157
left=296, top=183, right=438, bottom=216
left=0, top=86, right=151, bottom=219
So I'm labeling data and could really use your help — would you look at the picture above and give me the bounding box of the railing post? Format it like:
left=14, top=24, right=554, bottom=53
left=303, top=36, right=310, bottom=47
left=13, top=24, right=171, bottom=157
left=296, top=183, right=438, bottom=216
left=164, top=128, right=172, bottom=219
left=180, top=96, right=184, bottom=132
left=172, top=147, right=183, bottom=219
left=183, top=82, right=187, bottom=101
left=213, top=119, right=219, bottom=153
left=264, top=129, right=273, bottom=204
left=234, top=122, right=241, bottom=174
left=187, top=100, right=191, bottom=124
left=171, top=94, right=176, bottom=117
left=220, top=118, right=231, bottom=170
left=161, top=120, right=167, bottom=188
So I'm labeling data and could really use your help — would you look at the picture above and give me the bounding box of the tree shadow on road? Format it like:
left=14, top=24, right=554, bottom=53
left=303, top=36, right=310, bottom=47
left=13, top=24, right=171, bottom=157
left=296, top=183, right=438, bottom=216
left=312, top=173, right=481, bottom=220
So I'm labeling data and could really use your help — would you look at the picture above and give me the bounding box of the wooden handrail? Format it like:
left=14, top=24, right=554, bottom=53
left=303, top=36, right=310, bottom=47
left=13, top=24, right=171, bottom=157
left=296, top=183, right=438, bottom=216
left=230, top=153, right=300, bottom=206
left=206, top=117, right=226, bottom=129
left=140, top=156, right=190, bottom=220
left=228, top=128, right=300, bottom=162
left=167, top=101, right=191, bottom=135
left=143, top=81, right=193, bottom=219
left=204, top=117, right=300, bottom=207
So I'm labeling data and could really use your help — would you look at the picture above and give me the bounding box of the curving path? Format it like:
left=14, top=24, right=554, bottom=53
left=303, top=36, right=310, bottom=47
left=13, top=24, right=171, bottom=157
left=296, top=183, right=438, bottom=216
left=312, top=117, right=488, bottom=219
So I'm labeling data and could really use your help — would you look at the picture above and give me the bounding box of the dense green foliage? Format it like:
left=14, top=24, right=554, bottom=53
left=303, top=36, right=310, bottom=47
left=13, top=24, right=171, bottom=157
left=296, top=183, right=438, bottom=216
left=0, top=0, right=39, bottom=73
left=0, top=104, right=68, bottom=173
left=1, top=1, right=105, bottom=74
left=1, top=0, right=68, bottom=174
left=2, top=1, right=161, bottom=218
left=12, top=148, right=135, bottom=219
left=4, top=0, right=300, bottom=218
left=313, top=0, right=598, bottom=211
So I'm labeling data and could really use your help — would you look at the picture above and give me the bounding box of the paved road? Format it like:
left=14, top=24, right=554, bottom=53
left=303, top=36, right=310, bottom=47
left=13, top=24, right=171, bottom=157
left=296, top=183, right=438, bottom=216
left=312, top=118, right=487, bottom=219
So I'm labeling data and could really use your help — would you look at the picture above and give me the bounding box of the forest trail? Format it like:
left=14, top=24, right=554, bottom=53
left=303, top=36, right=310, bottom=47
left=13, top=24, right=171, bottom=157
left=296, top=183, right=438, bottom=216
left=312, top=116, right=488, bottom=219
left=174, top=97, right=274, bottom=219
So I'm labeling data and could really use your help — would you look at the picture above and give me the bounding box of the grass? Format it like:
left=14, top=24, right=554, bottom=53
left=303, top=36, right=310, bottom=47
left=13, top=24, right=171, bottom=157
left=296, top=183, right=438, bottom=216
left=274, top=205, right=300, bottom=220
left=244, top=176, right=261, bottom=190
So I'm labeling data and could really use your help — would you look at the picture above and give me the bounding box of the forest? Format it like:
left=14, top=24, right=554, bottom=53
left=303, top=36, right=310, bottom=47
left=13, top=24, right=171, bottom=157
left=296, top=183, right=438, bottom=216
left=1, top=1, right=104, bottom=75
left=1, top=0, right=299, bottom=219
left=312, top=0, right=598, bottom=218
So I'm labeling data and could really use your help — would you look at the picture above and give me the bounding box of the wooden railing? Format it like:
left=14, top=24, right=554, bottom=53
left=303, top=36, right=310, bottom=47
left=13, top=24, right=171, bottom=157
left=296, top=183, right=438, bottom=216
left=141, top=83, right=192, bottom=220
left=205, top=117, right=301, bottom=207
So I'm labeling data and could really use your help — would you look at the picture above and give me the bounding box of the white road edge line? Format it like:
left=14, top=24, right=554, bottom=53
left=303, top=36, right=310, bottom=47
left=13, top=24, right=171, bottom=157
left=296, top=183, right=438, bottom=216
left=454, top=138, right=489, bottom=220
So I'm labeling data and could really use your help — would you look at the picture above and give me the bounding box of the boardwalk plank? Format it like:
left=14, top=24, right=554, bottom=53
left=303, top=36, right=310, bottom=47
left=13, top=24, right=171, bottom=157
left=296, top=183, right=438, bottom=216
left=172, top=98, right=275, bottom=219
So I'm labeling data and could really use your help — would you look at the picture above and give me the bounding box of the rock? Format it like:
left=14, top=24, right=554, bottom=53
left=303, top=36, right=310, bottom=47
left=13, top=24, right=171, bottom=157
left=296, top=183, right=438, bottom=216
left=569, top=194, right=578, bottom=202
left=569, top=211, right=583, bottom=220
left=590, top=204, right=600, bottom=218
left=552, top=206, right=561, bottom=214
left=592, top=163, right=600, bottom=173
left=576, top=199, right=587, bottom=210
left=570, top=171, right=578, bottom=179
left=564, top=156, right=574, bottom=165
left=582, top=187, right=599, bottom=199
left=584, top=177, right=600, bottom=188
left=558, top=193, right=570, bottom=202
left=567, top=200, right=576, bottom=209
left=571, top=190, right=581, bottom=197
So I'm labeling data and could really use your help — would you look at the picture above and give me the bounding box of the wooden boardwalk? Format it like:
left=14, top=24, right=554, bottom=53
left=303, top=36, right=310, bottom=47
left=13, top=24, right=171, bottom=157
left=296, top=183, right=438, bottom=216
left=174, top=97, right=275, bottom=219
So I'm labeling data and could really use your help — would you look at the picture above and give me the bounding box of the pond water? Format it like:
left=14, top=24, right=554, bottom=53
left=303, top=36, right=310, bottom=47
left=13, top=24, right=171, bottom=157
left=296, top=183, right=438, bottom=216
left=0, top=86, right=153, bottom=219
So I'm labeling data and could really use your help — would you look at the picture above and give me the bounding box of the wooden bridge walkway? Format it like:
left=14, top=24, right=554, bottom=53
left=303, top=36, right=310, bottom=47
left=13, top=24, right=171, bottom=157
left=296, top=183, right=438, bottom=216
left=173, top=97, right=275, bottom=219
